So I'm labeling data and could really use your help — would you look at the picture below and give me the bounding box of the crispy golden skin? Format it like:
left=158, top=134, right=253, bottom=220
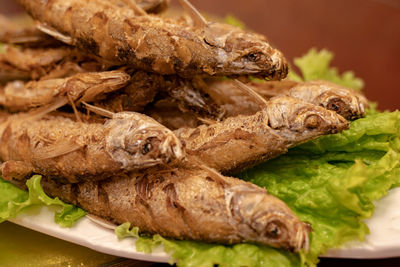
left=175, top=96, right=349, bottom=174
left=17, top=0, right=288, bottom=79
left=204, top=79, right=369, bottom=120
left=0, top=112, right=184, bottom=183
left=11, top=166, right=311, bottom=252
left=0, top=70, right=130, bottom=112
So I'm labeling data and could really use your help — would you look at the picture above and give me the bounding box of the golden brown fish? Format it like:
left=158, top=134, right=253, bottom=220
left=175, top=96, right=349, bottom=174
left=204, top=79, right=368, bottom=120
left=0, top=111, right=184, bottom=183
left=253, top=80, right=369, bottom=120
left=17, top=0, right=288, bottom=79
left=0, top=70, right=130, bottom=112
left=11, top=167, right=311, bottom=252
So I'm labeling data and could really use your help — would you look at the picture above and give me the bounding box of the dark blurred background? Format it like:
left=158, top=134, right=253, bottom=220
left=1, top=0, right=399, bottom=110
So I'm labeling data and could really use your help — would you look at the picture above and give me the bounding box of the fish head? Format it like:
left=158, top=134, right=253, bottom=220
left=228, top=185, right=311, bottom=251
left=291, top=80, right=369, bottom=120
left=105, top=112, right=185, bottom=169
left=264, top=96, right=349, bottom=144
left=202, top=23, right=288, bottom=80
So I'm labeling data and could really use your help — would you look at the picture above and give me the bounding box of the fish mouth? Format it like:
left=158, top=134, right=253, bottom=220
left=325, top=96, right=366, bottom=120
left=159, top=132, right=185, bottom=163
left=293, top=222, right=312, bottom=252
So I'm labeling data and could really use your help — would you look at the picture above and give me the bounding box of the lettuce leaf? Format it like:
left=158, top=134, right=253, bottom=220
left=0, top=175, right=86, bottom=227
left=225, top=15, right=245, bottom=29
left=288, top=48, right=364, bottom=91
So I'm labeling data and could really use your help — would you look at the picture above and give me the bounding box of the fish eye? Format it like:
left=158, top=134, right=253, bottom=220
left=305, top=114, right=321, bottom=129
left=141, top=142, right=152, bottom=154
left=245, top=52, right=261, bottom=62
left=326, top=98, right=345, bottom=113
left=265, top=220, right=287, bottom=240
left=203, top=38, right=214, bottom=47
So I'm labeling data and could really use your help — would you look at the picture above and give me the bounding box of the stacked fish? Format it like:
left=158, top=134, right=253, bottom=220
left=0, top=0, right=369, bottom=252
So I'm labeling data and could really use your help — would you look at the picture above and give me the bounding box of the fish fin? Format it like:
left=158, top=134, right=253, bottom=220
left=33, top=140, right=83, bottom=160
left=190, top=158, right=228, bottom=183
left=0, top=160, right=34, bottom=181
left=86, top=214, right=117, bottom=230
left=77, top=84, right=109, bottom=104
left=197, top=117, right=217, bottom=125
left=67, top=93, right=83, bottom=123
left=178, top=0, right=208, bottom=28
left=16, top=98, right=69, bottom=121
left=35, top=22, right=72, bottom=45
left=233, top=79, right=269, bottom=108
left=82, top=102, right=115, bottom=118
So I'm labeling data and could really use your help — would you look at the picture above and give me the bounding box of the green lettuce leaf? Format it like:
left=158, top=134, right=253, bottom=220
left=0, top=175, right=86, bottom=227
left=225, top=15, right=245, bottom=29
left=115, top=222, right=140, bottom=239
left=288, top=48, right=364, bottom=91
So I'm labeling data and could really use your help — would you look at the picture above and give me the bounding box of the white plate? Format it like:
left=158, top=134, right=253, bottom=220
left=8, top=187, right=400, bottom=262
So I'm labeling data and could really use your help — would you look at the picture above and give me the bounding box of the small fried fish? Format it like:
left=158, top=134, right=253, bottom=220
left=175, top=96, right=349, bottom=174
left=0, top=111, right=184, bottom=183
left=11, top=167, right=311, bottom=252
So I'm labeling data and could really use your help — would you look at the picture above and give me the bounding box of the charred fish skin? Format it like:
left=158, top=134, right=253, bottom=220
left=16, top=0, right=288, bottom=79
left=0, top=112, right=184, bottom=183
left=12, top=167, right=310, bottom=252
left=175, top=96, right=349, bottom=174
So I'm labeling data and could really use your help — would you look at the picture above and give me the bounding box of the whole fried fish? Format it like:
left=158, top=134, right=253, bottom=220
left=17, top=0, right=288, bottom=79
left=0, top=1, right=169, bottom=46
left=0, top=70, right=130, bottom=112
left=11, top=167, right=311, bottom=252
left=0, top=112, right=184, bottom=183
left=204, top=79, right=368, bottom=120
left=253, top=80, right=369, bottom=120
left=175, top=96, right=349, bottom=174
